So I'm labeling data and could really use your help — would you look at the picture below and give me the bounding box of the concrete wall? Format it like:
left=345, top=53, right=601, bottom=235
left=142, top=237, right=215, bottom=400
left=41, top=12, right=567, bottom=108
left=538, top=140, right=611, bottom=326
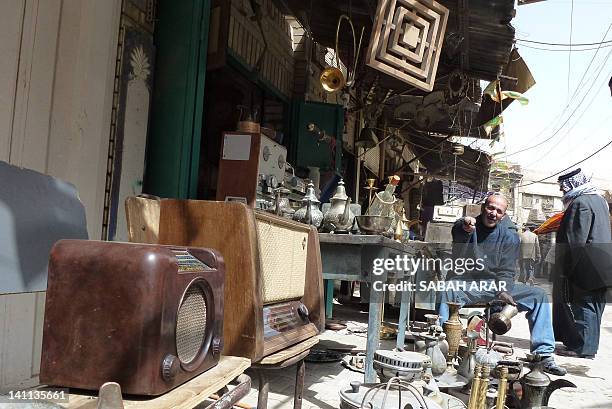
left=0, top=0, right=121, bottom=392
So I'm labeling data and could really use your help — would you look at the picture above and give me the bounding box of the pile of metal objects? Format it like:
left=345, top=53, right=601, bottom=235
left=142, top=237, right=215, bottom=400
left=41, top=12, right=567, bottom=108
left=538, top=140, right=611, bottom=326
left=339, top=303, right=576, bottom=409
left=269, top=174, right=412, bottom=239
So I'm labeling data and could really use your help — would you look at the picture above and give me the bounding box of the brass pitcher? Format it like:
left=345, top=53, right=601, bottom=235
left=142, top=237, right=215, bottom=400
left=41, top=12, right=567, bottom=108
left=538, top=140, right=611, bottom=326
left=443, top=302, right=463, bottom=364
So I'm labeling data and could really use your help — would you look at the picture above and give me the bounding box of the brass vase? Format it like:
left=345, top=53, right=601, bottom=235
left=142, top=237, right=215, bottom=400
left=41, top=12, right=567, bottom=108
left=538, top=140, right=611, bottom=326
left=443, top=302, right=463, bottom=362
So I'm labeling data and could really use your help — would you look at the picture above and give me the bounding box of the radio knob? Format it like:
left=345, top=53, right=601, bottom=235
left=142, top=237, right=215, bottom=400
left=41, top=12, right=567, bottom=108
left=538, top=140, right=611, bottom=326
left=161, top=354, right=179, bottom=381
left=212, top=337, right=222, bottom=356
left=297, top=303, right=309, bottom=321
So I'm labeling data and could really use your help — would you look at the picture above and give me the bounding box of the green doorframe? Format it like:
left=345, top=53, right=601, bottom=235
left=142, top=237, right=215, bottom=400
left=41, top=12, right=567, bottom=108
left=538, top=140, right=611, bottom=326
left=144, top=0, right=211, bottom=199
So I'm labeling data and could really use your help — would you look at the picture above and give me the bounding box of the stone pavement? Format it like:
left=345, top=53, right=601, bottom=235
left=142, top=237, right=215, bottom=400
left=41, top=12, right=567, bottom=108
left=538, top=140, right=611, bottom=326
left=236, top=283, right=612, bottom=409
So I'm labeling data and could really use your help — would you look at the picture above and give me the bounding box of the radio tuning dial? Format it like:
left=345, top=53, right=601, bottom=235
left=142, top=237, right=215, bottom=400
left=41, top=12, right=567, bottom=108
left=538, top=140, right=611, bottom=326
left=212, top=337, right=222, bottom=356
left=277, top=154, right=285, bottom=170
left=161, top=354, right=179, bottom=381
left=297, top=303, right=309, bottom=321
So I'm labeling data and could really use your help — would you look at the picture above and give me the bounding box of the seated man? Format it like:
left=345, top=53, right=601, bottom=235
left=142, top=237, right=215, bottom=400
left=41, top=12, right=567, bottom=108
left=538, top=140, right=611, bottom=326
left=437, top=192, right=566, bottom=376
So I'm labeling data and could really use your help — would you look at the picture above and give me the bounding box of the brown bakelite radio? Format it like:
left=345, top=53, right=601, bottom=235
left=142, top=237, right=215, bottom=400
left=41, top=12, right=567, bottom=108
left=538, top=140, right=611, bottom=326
left=126, top=198, right=324, bottom=363
left=40, top=240, right=224, bottom=396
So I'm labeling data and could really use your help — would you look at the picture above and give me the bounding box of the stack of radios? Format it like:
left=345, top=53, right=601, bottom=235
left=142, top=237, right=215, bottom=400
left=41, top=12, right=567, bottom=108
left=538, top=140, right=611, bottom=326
left=39, top=198, right=323, bottom=396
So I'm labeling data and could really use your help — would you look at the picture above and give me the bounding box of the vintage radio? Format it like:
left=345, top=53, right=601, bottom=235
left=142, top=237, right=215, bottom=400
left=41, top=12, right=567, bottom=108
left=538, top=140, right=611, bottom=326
left=126, top=197, right=324, bottom=362
left=40, top=240, right=224, bottom=395
left=216, top=132, right=287, bottom=207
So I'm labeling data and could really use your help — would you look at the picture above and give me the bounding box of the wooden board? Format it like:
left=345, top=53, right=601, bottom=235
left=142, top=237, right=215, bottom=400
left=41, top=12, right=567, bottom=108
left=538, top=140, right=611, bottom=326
left=125, top=196, right=161, bottom=243
left=60, top=356, right=250, bottom=409
left=257, top=336, right=319, bottom=365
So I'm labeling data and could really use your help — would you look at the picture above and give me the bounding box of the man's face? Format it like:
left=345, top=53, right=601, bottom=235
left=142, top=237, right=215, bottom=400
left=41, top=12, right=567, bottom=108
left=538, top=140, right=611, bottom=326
left=481, top=196, right=507, bottom=228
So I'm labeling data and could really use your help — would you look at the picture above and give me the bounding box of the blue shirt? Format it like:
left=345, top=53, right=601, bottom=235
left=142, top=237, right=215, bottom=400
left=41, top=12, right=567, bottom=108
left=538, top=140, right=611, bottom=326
left=450, top=215, right=520, bottom=293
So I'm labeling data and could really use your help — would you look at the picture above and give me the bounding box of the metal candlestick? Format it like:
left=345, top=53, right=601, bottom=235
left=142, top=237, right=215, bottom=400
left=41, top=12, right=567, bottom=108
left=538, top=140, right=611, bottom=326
left=364, top=178, right=378, bottom=208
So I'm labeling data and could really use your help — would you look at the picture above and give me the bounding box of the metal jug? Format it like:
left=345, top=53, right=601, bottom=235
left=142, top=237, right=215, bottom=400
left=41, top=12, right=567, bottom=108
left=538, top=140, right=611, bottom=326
left=489, top=303, right=519, bottom=335
left=457, top=331, right=479, bottom=382
left=510, top=354, right=576, bottom=409
left=293, top=182, right=323, bottom=228
left=322, top=179, right=355, bottom=233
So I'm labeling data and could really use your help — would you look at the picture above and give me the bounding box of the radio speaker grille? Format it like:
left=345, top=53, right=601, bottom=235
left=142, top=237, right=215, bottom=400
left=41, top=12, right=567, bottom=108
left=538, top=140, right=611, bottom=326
left=256, top=219, right=308, bottom=304
left=176, top=285, right=208, bottom=364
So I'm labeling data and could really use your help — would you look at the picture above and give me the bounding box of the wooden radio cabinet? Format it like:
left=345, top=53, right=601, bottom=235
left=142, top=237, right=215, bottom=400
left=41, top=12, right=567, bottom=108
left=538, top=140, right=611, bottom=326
left=126, top=198, right=324, bottom=362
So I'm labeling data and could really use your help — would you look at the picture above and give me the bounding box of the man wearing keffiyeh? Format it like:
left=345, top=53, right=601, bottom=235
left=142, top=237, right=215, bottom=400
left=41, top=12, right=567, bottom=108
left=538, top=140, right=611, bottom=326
left=553, top=168, right=612, bottom=359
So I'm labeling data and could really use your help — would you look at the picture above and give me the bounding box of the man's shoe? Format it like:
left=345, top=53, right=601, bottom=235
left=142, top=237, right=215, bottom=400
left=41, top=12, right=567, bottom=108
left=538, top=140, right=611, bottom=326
left=541, top=356, right=567, bottom=376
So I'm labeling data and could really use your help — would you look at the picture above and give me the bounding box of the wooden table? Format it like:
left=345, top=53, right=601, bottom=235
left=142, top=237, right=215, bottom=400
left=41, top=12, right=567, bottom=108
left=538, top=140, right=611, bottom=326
left=318, top=233, right=424, bottom=383
left=54, top=356, right=250, bottom=409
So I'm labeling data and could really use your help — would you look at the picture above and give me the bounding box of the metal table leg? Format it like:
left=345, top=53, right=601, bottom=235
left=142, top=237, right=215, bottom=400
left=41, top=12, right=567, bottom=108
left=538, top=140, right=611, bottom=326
left=396, top=276, right=413, bottom=350
left=365, top=280, right=383, bottom=383
left=325, top=279, right=334, bottom=319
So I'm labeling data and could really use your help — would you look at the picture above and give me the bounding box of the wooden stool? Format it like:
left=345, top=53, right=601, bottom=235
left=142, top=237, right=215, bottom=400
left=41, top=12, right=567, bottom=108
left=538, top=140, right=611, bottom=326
left=251, top=337, right=318, bottom=409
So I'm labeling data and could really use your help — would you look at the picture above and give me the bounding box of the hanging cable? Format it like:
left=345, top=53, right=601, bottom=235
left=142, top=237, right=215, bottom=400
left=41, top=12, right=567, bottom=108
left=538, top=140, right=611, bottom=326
left=517, top=43, right=612, bottom=52
left=516, top=38, right=612, bottom=46
left=567, top=0, right=575, bottom=98
left=504, top=43, right=612, bottom=157
left=523, top=66, right=611, bottom=167
left=518, top=137, right=612, bottom=188
left=502, top=23, right=612, bottom=157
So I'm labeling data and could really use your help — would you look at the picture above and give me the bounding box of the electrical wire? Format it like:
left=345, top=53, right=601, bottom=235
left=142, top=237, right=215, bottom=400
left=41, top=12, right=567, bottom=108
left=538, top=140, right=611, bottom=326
left=523, top=67, right=611, bottom=167
left=504, top=43, right=612, bottom=157
left=568, top=0, right=575, bottom=97
left=517, top=43, right=612, bottom=52
left=503, top=23, right=612, bottom=157
left=518, top=137, right=612, bottom=188
left=516, top=38, right=612, bottom=47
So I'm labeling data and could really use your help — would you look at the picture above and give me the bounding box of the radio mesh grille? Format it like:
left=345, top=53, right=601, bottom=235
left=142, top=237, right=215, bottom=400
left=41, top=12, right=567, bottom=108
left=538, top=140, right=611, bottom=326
left=255, top=220, right=308, bottom=304
left=176, top=285, right=207, bottom=364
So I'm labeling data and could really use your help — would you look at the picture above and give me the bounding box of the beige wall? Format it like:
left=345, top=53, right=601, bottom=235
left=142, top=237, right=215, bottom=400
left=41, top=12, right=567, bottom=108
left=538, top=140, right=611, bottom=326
left=0, top=0, right=121, bottom=392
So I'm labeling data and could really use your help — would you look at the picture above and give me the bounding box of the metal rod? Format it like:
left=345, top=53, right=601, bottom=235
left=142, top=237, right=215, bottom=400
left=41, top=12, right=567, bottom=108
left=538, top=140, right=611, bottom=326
left=205, top=374, right=252, bottom=409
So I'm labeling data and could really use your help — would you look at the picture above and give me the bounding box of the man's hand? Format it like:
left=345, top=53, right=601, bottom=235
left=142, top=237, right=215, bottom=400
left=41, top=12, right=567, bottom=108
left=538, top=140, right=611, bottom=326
left=462, top=217, right=476, bottom=233
left=497, top=291, right=517, bottom=306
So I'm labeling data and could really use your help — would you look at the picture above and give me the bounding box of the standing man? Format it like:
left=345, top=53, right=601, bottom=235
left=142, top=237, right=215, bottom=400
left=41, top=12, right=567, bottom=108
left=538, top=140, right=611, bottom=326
left=519, top=226, right=541, bottom=285
left=438, top=192, right=566, bottom=375
left=553, top=168, right=612, bottom=358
